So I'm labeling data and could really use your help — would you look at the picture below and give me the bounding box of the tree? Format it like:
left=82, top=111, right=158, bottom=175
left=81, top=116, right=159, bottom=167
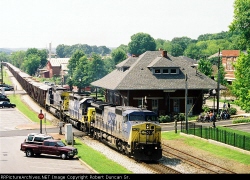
left=155, top=38, right=166, bottom=51
left=231, top=49, right=250, bottom=112
left=21, top=54, right=41, bottom=76
left=0, top=52, right=10, bottom=64
left=25, top=48, right=47, bottom=70
left=229, top=0, right=250, bottom=48
left=111, top=48, right=127, bottom=65
left=128, top=32, right=156, bottom=56
left=9, top=51, right=26, bottom=68
left=170, top=37, right=195, bottom=56
left=215, top=60, right=227, bottom=86
left=88, top=53, right=107, bottom=83
left=103, top=56, right=115, bottom=73
left=197, top=58, right=213, bottom=77
left=67, top=50, right=86, bottom=78
left=116, top=44, right=128, bottom=54
left=70, top=52, right=89, bottom=93
left=184, top=43, right=201, bottom=59
left=56, top=44, right=70, bottom=58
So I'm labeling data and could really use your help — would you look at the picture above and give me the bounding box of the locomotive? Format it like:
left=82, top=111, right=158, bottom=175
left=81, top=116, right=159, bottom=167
left=3, top=62, right=162, bottom=161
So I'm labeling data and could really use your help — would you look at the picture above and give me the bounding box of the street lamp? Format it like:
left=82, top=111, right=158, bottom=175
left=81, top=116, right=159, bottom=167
left=212, top=89, right=216, bottom=128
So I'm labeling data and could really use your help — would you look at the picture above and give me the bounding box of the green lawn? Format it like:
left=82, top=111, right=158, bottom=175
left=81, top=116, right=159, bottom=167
left=162, top=131, right=250, bottom=165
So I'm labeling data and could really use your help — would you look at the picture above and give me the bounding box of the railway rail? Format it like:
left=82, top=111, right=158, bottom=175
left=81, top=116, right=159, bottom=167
left=141, top=162, right=181, bottom=174
left=162, top=144, right=236, bottom=174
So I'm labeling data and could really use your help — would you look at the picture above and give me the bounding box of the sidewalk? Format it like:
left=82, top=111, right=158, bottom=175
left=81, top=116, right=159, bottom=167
left=205, top=99, right=250, bottom=117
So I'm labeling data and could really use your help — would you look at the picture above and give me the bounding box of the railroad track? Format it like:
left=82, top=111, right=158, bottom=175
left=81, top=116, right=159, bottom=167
left=141, top=161, right=181, bottom=174
left=162, top=144, right=236, bottom=174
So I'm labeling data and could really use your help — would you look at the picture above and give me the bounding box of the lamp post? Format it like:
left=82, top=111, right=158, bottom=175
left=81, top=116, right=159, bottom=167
left=212, top=89, right=216, bottom=128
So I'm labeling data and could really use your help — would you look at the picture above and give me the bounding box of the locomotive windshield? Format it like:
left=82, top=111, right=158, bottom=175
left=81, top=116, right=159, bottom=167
left=129, top=115, right=145, bottom=121
left=145, top=115, right=158, bottom=121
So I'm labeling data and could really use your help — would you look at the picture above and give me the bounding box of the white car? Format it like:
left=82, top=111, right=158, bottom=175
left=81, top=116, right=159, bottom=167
left=24, top=133, right=53, bottom=144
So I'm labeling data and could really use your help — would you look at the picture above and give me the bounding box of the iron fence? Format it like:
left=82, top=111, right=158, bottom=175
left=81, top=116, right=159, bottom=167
left=180, top=121, right=250, bottom=151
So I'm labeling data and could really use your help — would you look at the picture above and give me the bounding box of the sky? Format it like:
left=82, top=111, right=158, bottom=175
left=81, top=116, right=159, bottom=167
left=0, top=0, right=235, bottom=49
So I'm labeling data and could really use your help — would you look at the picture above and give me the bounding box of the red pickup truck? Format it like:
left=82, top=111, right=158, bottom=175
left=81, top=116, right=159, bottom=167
left=20, top=139, right=78, bottom=160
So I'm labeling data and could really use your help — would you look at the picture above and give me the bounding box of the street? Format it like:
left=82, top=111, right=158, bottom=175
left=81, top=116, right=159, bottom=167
left=0, top=108, right=94, bottom=174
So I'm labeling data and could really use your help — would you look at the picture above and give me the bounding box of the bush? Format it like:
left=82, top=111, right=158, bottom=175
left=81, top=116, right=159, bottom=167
left=228, top=107, right=237, bottom=115
left=173, top=113, right=185, bottom=122
left=202, top=105, right=210, bottom=113
left=158, top=115, right=171, bottom=123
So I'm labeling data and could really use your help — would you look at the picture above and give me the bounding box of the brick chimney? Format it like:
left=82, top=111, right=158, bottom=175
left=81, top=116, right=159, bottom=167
left=161, top=50, right=167, bottom=58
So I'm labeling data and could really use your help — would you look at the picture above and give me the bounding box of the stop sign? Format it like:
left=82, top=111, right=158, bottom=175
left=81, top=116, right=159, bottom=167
left=38, top=113, right=44, bottom=120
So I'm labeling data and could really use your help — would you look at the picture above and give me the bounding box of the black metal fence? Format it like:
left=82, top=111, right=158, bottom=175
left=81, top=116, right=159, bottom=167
left=180, top=121, right=250, bottom=151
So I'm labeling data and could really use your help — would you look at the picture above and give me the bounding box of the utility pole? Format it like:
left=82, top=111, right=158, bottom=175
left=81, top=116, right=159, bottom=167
left=217, top=49, right=221, bottom=116
left=1, top=61, right=3, bottom=84
left=185, top=74, right=188, bottom=133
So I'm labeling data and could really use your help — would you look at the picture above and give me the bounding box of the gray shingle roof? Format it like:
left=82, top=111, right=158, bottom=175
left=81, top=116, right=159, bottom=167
left=91, top=51, right=225, bottom=90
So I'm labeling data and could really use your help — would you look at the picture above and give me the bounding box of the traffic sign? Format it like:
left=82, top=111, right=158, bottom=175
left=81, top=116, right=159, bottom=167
left=38, top=113, right=44, bottom=120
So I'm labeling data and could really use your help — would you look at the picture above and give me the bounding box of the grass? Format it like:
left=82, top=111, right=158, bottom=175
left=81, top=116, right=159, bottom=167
left=8, top=94, right=52, bottom=125
left=73, top=139, right=132, bottom=174
left=162, top=131, right=250, bottom=165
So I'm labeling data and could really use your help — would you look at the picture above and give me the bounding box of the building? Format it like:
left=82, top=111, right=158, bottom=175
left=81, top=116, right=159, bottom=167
left=221, top=50, right=240, bottom=84
left=38, top=43, right=70, bottom=78
left=91, top=50, right=225, bottom=116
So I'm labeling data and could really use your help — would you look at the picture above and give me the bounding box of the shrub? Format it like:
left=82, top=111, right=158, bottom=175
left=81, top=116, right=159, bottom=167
left=228, top=107, right=237, bottom=115
left=202, top=105, right=210, bottom=113
left=158, top=115, right=171, bottom=123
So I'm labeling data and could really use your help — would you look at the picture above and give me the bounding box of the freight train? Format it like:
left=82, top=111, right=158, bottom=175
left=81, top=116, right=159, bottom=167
left=3, top=62, right=162, bottom=161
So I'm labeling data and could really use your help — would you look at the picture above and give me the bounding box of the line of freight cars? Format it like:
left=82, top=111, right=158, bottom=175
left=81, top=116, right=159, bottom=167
left=3, top=62, right=162, bottom=161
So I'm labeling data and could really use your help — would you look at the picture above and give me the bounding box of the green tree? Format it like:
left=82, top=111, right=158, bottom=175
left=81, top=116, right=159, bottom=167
left=116, top=44, right=128, bottom=54
left=88, top=53, right=107, bottom=83
left=128, top=32, right=156, bottom=56
left=231, top=49, right=250, bottom=112
left=215, top=60, right=227, bottom=86
left=155, top=38, right=166, bottom=50
left=25, top=48, right=47, bottom=69
left=197, top=58, right=213, bottom=77
left=21, top=54, right=41, bottom=76
left=103, top=57, right=115, bottom=73
left=229, top=0, right=250, bottom=48
left=184, top=43, right=201, bottom=59
left=67, top=50, right=86, bottom=78
left=71, top=53, right=89, bottom=93
left=10, top=51, right=26, bottom=68
left=111, top=48, right=127, bottom=65
left=0, top=52, right=10, bottom=63
left=171, top=37, right=195, bottom=56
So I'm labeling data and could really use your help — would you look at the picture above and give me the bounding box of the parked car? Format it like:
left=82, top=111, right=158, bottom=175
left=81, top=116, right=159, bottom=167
left=0, top=94, right=10, bottom=102
left=0, top=101, right=16, bottom=108
left=0, top=86, right=14, bottom=91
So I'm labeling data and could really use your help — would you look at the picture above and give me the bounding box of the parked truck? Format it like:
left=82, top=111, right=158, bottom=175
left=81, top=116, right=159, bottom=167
left=20, top=139, right=78, bottom=160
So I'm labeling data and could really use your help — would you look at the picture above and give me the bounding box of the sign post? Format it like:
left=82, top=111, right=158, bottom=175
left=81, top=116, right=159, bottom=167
left=38, top=109, right=44, bottom=134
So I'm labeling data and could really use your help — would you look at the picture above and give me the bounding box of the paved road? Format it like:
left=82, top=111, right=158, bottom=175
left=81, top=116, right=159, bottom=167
left=0, top=107, right=94, bottom=174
